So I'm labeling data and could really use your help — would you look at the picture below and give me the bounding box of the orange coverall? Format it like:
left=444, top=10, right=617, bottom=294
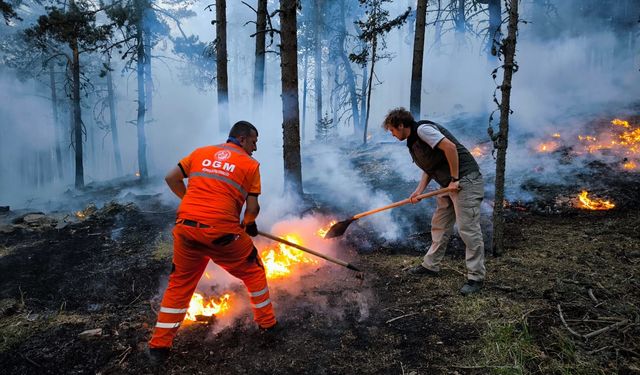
left=149, top=142, right=276, bottom=349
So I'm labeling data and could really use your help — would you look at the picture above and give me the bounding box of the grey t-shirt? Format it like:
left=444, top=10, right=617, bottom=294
left=416, top=124, right=444, bottom=148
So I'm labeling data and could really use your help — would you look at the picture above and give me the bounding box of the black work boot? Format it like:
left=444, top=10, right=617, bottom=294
left=408, top=265, right=439, bottom=277
left=460, top=279, right=483, bottom=295
left=146, top=347, right=170, bottom=367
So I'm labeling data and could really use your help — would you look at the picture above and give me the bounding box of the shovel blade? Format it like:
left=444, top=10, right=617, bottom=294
left=323, top=218, right=356, bottom=239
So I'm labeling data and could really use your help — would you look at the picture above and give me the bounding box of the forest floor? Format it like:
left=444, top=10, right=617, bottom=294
left=0, top=138, right=639, bottom=374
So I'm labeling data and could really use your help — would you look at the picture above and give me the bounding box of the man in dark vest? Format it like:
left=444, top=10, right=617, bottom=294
left=382, top=107, right=485, bottom=295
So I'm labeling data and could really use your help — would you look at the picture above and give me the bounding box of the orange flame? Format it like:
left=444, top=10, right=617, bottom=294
left=612, top=118, right=630, bottom=128
left=576, top=191, right=615, bottom=211
left=623, top=161, right=637, bottom=170
left=316, top=220, right=337, bottom=238
left=261, top=234, right=319, bottom=279
left=552, top=133, right=561, bottom=138
left=536, top=141, right=559, bottom=153
left=470, top=146, right=485, bottom=158
left=185, top=293, right=231, bottom=321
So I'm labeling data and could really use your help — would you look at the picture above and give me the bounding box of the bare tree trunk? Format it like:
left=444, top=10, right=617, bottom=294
left=136, top=19, right=148, bottom=180
left=144, top=25, right=153, bottom=116
left=106, top=63, right=123, bottom=176
left=253, top=0, right=267, bottom=116
left=338, top=1, right=360, bottom=134
left=434, top=0, right=443, bottom=52
left=313, top=0, right=323, bottom=139
left=302, top=53, right=308, bottom=143
left=216, top=0, right=229, bottom=133
left=410, top=0, right=427, bottom=118
left=487, top=0, right=501, bottom=60
left=359, top=63, right=367, bottom=134
left=279, top=0, right=302, bottom=195
left=491, top=0, right=518, bottom=257
left=454, top=0, right=465, bottom=46
left=48, top=62, right=63, bottom=180
left=363, top=34, right=377, bottom=144
left=71, top=41, right=84, bottom=189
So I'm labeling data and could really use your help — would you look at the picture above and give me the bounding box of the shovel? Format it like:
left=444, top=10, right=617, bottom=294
left=258, top=231, right=362, bottom=272
left=323, top=187, right=455, bottom=239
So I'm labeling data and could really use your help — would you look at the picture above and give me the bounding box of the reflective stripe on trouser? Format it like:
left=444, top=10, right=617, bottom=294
left=422, top=173, right=486, bottom=281
left=149, top=224, right=276, bottom=349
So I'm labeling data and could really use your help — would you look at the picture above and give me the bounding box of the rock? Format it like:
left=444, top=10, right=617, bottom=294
left=79, top=328, right=103, bottom=339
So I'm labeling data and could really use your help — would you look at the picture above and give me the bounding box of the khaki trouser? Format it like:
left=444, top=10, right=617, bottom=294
left=422, top=172, right=486, bottom=281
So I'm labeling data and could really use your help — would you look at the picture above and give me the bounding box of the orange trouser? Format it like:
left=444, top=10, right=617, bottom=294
left=149, top=223, right=277, bottom=349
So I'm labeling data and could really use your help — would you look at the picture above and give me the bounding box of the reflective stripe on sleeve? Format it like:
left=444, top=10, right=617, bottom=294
left=160, top=307, right=188, bottom=314
left=249, top=287, right=269, bottom=297
left=189, top=172, right=248, bottom=197
left=252, top=298, right=271, bottom=309
left=155, top=321, right=181, bottom=329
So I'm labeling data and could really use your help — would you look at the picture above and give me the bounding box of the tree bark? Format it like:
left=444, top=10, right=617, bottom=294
left=48, top=62, right=64, bottom=180
left=302, top=53, right=308, bottom=143
left=487, top=0, right=501, bottom=60
left=337, top=1, right=360, bottom=135
left=136, top=15, right=148, bottom=180
left=71, top=41, right=84, bottom=189
left=454, top=0, right=465, bottom=46
left=359, top=63, right=367, bottom=134
left=106, top=63, right=123, bottom=176
left=491, top=0, right=518, bottom=257
left=410, top=0, right=427, bottom=118
left=216, top=0, right=229, bottom=133
left=144, top=23, right=153, bottom=116
left=363, top=33, right=377, bottom=144
left=279, top=0, right=302, bottom=195
left=253, top=0, right=266, bottom=116
left=313, top=0, right=323, bottom=139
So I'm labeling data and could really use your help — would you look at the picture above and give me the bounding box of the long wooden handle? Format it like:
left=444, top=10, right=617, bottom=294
left=352, top=187, right=454, bottom=220
left=258, top=231, right=351, bottom=268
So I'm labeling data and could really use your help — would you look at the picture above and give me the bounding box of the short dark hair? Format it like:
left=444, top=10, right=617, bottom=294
left=382, top=107, right=415, bottom=130
left=229, top=121, right=258, bottom=138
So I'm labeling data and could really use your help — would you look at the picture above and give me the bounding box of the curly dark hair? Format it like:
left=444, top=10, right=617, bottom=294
left=382, top=107, right=415, bottom=130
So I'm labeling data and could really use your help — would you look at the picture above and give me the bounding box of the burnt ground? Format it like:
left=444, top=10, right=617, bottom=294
left=1, top=146, right=639, bottom=374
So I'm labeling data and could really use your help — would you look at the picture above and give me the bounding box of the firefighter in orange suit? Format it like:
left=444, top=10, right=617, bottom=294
left=147, top=121, right=276, bottom=364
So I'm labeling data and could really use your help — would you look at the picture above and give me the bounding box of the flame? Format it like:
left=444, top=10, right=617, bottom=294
left=552, top=133, right=561, bottom=138
left=576, top=191, right=615, bottom=211
left=135, top=171, right=141, bottom=177
left=612, top=118, right=630, bottom=128
left=536, top=141, right=559, bottom=153
left=470, top=146, right=485, bottom=158
left=185, top=293, right=231, bottom=321
left=75, top=211, right=86, bottom=219
left=623, top=161, right=637, bottom=170
left=316, top=220, right=337, bottom=238
left=261, top=234, right=318, bottom=279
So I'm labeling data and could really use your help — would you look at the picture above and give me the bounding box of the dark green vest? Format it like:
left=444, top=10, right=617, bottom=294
left=407, top=120, right=480, bottom=187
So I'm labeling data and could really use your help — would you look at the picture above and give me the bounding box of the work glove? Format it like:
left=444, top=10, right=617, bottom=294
left=244, top=222, right=258, bottom=237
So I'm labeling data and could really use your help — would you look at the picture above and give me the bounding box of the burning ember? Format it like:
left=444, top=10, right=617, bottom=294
left=623, top=160, right=637, bottom=170
left=470, top=145, right=489, bottom=158
left=576, top=191, right=615, bottom=211
left=75, top=211, right=86, bottom=219
left=185, top=293, right=231, bottom=321
left=536, top=141, right=560, bottom=153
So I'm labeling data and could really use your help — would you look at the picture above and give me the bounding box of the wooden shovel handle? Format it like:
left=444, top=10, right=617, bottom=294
left=352, top=187, right=454, bottom=220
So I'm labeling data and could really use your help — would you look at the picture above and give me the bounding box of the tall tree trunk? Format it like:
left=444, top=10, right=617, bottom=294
left=71, top=41, right=84, bottom=189
left=144, top=23, right=153, bottom=116
left=216, top=0, right=229, bottom=133
left=302, top=53, right=308, bottom=143
left=434, top=0, right=443, bottom=52
left=363, top=34, right=377, bottom=144
left=337, top=1, right=360, bottom=135
left=106, top=63, right=123, bottom=176
left=487, top=0, right=501, bottom=60
left=136, top=20, right=148, bottom=180
left=253, top=0, right=267, bottom=116
left=454, top=0, right=465, bottom=46
left=313, top=0, right=323, bottom=138
left=48, top=62, right=64, bottom=180
left=410, top=0, right=427, bottom=118
left=359, top=63, right=367, bottom=134
left=491, top=0, right=518, bottom=257
left=279, top=0, right=302, bottom=195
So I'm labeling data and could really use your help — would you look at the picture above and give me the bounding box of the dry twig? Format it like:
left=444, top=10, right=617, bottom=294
left=386, top=312, right=419, bottom=324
